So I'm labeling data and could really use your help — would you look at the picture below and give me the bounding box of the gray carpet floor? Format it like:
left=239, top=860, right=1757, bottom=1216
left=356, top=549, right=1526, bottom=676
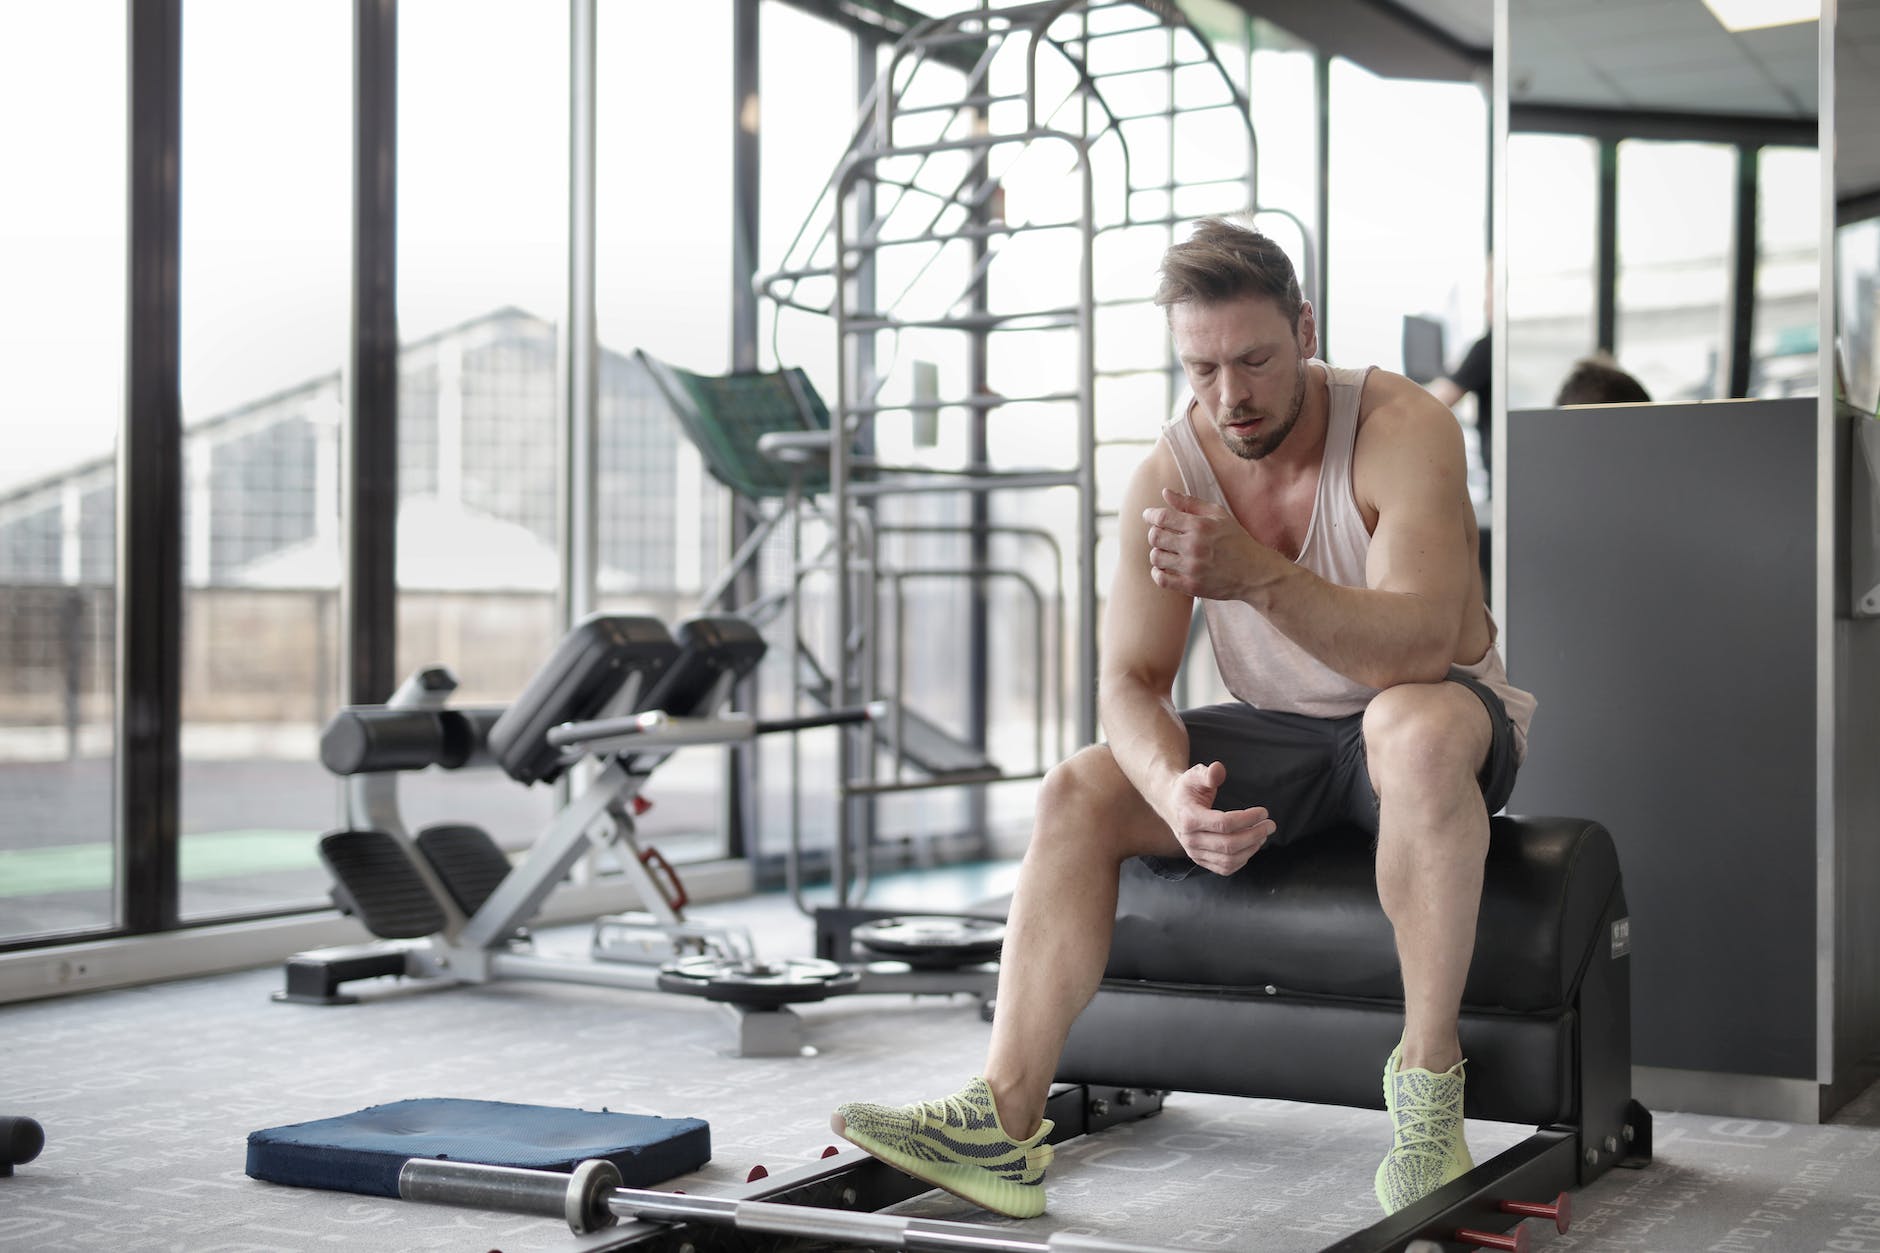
left=5, top=883, right=1879, bottom=1253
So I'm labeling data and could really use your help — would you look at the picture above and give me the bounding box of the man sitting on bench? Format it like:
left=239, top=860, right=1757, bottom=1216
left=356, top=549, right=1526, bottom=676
left=831, top=216, right=1537, bottom=1219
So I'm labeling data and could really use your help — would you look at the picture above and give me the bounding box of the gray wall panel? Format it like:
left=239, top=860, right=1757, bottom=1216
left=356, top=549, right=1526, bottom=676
left=1834, top=614, right=1880, bottom=1092
left=1507, top=399, right=1818, bottom=1079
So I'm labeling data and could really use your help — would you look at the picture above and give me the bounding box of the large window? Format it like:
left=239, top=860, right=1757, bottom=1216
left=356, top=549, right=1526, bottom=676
left=1245, top=20, right=1320, bottom=287
left=1753, top=145, right=1822, bottom=398
left=1327, top=58, right=1488, bottom=381
left=1615, top=140, right=1736, bottom=402
left=592, top=1, right=741, bottom=864
left=1505, top=134, right=1601, bottom=408
left=396, top=0, right=570, bottom=847
left=175, top=0, right=350, bottom=921
left=0, top=3, right=126, bottom=943
left=1841, top=216, right=1880, bottom=413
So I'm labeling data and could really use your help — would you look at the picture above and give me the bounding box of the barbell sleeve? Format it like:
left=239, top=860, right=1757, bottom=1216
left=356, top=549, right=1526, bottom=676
left=399, top=1157, right=621, bottom=1234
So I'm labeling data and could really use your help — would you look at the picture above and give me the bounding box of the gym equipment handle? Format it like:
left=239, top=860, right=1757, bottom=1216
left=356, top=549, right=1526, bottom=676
left=550, top=702, right=888, bottom=749
left=754, top=701, right=887, bottom=734
left=399, top=1157, right=1178, bottom=1252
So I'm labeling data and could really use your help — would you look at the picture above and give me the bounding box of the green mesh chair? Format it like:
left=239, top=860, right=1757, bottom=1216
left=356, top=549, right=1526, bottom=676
left=635, top=349, right=833, bottom=499
left=634, top=348, right=994, bottom=783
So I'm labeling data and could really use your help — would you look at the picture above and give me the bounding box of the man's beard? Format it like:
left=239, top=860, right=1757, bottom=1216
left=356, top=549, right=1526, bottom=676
left=1221, top=356, right=1307, bottom=461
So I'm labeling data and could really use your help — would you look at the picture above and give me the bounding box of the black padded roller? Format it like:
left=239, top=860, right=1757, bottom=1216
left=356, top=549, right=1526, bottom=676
left=320, top=708, right=491, bottom=775
left=1, top=1116, right=44, bottom=1176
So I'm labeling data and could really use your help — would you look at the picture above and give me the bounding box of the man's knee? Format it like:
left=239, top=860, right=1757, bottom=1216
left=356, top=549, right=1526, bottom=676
left=1033, top=745, right=1157, bottom=857
left=1038, top=745, right=1126, bottom=817
left=1362, top=682, right=1490, bottom=803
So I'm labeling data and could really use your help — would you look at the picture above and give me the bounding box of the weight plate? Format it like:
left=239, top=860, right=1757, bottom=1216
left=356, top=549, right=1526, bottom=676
left=852, top=915, right=1005, bottom=969
left=657, top=956, right=861, bottom=1007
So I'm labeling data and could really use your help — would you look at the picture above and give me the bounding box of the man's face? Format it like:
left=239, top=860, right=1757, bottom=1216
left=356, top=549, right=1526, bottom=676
left=1170, top=295, right=1312, bottom=461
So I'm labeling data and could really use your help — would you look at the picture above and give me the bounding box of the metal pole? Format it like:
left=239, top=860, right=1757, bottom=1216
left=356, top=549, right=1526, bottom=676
left=399, top=1158, right=1182, bottom=1253
left=560, top=0, right=598, bottom=630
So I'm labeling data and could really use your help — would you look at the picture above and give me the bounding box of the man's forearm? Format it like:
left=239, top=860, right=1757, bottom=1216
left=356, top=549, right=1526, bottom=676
left=1247, top=563, right=1456, bottom=689
left=1097, top=678, right=1191, bottom=818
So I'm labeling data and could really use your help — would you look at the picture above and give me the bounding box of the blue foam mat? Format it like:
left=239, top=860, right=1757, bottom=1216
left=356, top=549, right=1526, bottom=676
left=246, top=1098, right=711, bottom=1198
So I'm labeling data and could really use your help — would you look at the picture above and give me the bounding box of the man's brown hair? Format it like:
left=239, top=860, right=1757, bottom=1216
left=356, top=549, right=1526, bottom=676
left=1154, top=216, right=1304, bottom=330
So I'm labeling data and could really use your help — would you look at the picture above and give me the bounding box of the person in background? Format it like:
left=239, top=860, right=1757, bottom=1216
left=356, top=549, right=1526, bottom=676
left=1554, top=355, right=1651, bottom=406
left=1426, top=330, right=1492, bottom=595
left=1426, top=331, right=1491, bottom=429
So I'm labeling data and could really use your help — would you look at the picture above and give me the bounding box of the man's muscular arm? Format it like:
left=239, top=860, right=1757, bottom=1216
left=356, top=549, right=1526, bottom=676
left=1105, top=442, right=1274, bottom=874
left=1143, top=374, right=1473, bottom=689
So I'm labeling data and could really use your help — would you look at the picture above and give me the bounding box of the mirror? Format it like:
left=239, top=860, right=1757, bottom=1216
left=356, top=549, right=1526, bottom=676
left=1503, top=0, right=1821, bottom=411
left=1838, top=0, right=1880, bottom=414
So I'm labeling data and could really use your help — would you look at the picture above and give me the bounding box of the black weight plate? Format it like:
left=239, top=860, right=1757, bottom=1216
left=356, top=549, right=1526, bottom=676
left=657, top=956, right=861, bottom=1007
left=852, top=915, right=1005, bottom=969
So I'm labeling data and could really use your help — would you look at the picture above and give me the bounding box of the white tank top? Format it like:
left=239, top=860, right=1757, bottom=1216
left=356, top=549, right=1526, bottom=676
left=1162, top=360, right=1535, bottom=756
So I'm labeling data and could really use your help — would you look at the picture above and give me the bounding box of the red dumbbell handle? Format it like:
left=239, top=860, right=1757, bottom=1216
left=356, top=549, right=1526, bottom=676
left=1500, top=1191, right=1572, bottom=1234
left=1455, top=1225, right=1529, bottom=1253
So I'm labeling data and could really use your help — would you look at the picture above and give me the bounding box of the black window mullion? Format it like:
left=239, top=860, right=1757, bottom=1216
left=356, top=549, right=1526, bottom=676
left=1729, top=144, right=1759, bottom=398
left=1596, top=137, right=1618, bottom=354
left=725, top=0, right=761, bottom=860
left=347, top=0, right=399, bottom=706
left=119, top=0, right=184, bottom=934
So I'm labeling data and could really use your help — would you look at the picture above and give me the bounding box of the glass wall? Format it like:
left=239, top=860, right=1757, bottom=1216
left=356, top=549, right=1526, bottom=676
left=0, top=3, right=126, bottom=942
left=1505, top=134, right=1601, bottom=408
left=1246, top=20, right=1319, bottom=281
left=1840, top=216, right=1880, bottom=413
left=1753, top=145, right=1822, bottom=398
left=1327, top=57, right=1488, bottom=536
left=593, top=0, right=740, bottom=863
left=1614, top=140, right=1735, bottom=402
left=1327, top=58, right=1489, bottom=381
left=395, top=0, right=569, bottom=847
left=175, top=0, right=350, bottom=921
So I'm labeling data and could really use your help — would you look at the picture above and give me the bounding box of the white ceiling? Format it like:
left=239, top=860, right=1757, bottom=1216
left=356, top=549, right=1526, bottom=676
left=1506, top=0, right=1816, bottom=118
left=1370, top=0, right=1880, bottom=200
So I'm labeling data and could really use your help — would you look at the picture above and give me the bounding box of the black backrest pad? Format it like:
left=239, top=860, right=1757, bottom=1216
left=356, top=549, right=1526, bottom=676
left=487, top=615, right=679, bottom=786
left=636, top=616, right=768, bottom=716
left=1106, top=815, right=1621, bottom=1015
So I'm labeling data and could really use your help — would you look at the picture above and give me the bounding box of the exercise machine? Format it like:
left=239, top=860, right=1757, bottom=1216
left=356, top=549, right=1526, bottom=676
left=278, top=612, right=1005, bottom=1055
left=1053, top=814, right=1650, bottom=1252
left=291, top=811, right=1646, bottom=1252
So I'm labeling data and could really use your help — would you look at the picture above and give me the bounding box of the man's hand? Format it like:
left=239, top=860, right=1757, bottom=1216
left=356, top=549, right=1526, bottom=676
left=1143, top=489, right=1275, bottom=602
left=1162, top=761, right=1274, bottom=876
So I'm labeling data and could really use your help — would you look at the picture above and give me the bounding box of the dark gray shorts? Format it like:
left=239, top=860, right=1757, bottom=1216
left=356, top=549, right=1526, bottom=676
left=1139, top=670, right=1520, bottom=881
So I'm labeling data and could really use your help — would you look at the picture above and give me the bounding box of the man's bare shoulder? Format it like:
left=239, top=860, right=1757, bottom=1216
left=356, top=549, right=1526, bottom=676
left=1355, top=367, right=1467, bottom=458
left=1351, top=367, right=1468, bottom=514
left=1123, top=432, right=1185, bottom=502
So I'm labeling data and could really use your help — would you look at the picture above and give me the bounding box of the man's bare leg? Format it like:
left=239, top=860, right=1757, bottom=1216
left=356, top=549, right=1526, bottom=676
left=1363, top=681, right=1497, bottom=1212
left=982, top=745, right=1186, bottom=1139
left=1363, top=681, right=1495, bottom=1073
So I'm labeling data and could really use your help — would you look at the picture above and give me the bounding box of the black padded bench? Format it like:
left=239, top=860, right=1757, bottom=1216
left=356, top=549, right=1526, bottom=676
left=1057, top=814, right=1650, bottom=1250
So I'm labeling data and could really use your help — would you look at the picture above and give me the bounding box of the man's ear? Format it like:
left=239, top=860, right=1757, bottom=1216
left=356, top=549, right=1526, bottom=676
left=1297, top=301, right=1319, bottom=359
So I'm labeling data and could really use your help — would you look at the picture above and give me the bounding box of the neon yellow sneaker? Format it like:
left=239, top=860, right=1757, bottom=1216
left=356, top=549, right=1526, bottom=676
left=1374, top=1044, right=1474, bottom=1213
left=831, top=1076, right=1055, bottom=1218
